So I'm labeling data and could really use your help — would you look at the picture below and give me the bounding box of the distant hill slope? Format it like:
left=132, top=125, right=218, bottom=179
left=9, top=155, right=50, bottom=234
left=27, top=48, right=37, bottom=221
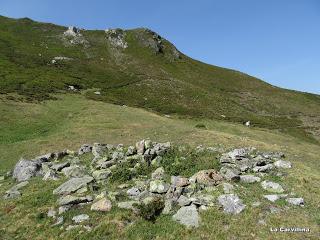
left=0, top=15, right=319, bottom=142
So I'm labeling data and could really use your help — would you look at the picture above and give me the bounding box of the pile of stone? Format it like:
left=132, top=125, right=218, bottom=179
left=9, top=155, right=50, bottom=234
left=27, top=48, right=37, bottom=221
left=3, top=141, right=303, bottom=229
left=63, top=26, right=88, bottom=46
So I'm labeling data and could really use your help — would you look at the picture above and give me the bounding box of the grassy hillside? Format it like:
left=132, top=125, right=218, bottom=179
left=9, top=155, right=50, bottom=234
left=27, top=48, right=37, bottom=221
left=0, top=15, right=320, bottom=143
left=0, top=93, right=319, bottom=239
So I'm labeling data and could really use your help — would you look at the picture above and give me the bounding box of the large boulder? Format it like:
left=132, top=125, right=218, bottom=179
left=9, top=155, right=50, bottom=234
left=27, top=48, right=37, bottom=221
left=13, top=159, right=41, bottom=182
left=217, top=194, right=246, bottom=214
left=172, top=205, right=200, bottom=228
left=53, top=176, right=94, bottom=195
left=190, top=169, right=223, bottom=185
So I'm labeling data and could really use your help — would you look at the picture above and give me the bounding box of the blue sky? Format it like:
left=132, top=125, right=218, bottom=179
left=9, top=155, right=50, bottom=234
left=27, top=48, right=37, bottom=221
left=1, top=0, right=319, bottom=94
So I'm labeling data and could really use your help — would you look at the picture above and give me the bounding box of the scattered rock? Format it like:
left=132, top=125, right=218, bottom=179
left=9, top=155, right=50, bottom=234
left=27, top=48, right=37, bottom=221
left=286, top=197, right=304, bottom=206
left=263, top=194, right=287, bottom=202
left=274, top=160, right=292, bottom=169
left=217, top=194, right=246, bottom=214
left=149, top=180, right=169, bottom=194
left=261, top=181, right=284, bottom=193
left=72, top=214, right=90, bottom=223
left=53, top=176, right=94, bottom=195
left=240, top=175, right=261, bottom=183
left=91, top=198, right=112, bottom=211
left=172, top=205, right=200, bottom=228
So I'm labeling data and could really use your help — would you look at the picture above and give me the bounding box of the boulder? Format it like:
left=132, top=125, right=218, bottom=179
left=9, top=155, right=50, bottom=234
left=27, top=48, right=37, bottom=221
left=177, top=195, right=191, bottom=206
left=286, top=197, right=304, bottom=206
left=13, top=159, right=40, bottom=182
left=261, top=181, right=284, bottom=193
left=58, top=195, right=93, bottom=206
left=239, top=175, right=261, bottom=183
left=78, top=144, right=92, bottom=155
left=92, top=169, right=111, bottom=181
left=274, top=160, right=292, bottom=169
left=62, top=165, right=86, bottom=178
left=172, top=205, right=200, bottom=228
left=151, top=167, right=165, bottom=180
left=72, top=214, right=89, bottom=223
left=149, top=180, right=169, bottom=194
left=91, top=198, right=112, bottom=211
left=53, top=176, right=94, bottom=195
left=171, top=176, right=189, bottom=187
left=190, top=169, right=223, bottom=185
left=217, top=194, right=246, bottom=214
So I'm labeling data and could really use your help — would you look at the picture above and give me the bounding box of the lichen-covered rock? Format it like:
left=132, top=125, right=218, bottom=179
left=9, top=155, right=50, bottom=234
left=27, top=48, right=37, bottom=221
left=105, top=28, right=128, bottom=49
left=151, top=167, right=165, bottom=180
left=13, top=159, right=41, bottom=182
left=92, top=169, right=111, bottom=181
left=72, top=214, right=89, bottom=223
left=78, top=144, right=92, bottom=155
left=91, top=198, right=112, bottom=211
left=171, top=176, right=189, bottom=187
left=239, top=175, right=261, bottom=183
left=172, top=205, right=200, bottom=228
left=53, top=176, right=94, bottom=195
left=274, top=160, right=292, bottom=169
left=149, top=180, right=170, bottom=194
left=286, top=197, right=304, bottom=206
left=261, top=181, right=284, bottom=193
left=57, top=195, right=93, bottom=206
left=217, top=194, right=246, bottom=214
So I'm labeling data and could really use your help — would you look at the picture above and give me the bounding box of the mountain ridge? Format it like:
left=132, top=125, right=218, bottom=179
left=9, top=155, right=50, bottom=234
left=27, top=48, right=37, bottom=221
left=0, top=15, right=319, bottom=143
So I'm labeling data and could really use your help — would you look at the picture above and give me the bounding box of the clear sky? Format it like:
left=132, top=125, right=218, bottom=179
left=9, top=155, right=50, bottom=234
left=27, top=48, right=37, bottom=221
left=1, top=0, right=319, bottom=94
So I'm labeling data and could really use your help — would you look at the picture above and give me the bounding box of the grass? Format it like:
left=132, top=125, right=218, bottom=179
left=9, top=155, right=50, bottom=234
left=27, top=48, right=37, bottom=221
left=0, top=15, right=319, bottom=141
left=0, top=94, right=319, bottom=239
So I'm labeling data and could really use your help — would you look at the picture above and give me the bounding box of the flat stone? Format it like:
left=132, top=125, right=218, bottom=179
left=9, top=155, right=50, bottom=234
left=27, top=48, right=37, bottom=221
left=92, top=169, right=111, bottom=181
left=240, top=175, right=261, bottom=183
left=72, top=214, right=89, bottom=223
left=53, top=176, right=93, bottom=195
left=217, top=194, right=246, bottom=214
left=57, top=195, right=93, bottom=206
left=286, top=197, right=304, bottom=206
left=264, top=194, right=287, bottom=202
left=91, top=198, right=112, bottom=211
left=172, top=205, right=200, bottom=228
left=51, top=162, right=70, bottom=171
left=261, top=181, right=284, bottom=193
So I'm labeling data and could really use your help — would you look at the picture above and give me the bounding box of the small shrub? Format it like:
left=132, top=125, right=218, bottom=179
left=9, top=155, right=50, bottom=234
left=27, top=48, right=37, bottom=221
left=110, top=164, right=133, bottom=183
left=136, top=198, right=164, bottom=222
left=195, top=123, right=206, bottom=129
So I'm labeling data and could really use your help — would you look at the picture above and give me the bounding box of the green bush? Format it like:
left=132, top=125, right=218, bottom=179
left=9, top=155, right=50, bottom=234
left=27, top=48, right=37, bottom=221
left=136, top=198, right=164, bottom=222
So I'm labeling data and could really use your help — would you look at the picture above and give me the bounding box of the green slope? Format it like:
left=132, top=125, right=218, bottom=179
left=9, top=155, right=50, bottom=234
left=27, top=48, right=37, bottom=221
left=0, top=15, right=319, bottom=142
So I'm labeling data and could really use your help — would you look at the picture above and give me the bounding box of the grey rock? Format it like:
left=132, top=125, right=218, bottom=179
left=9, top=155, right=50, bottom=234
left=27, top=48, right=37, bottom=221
left=286, top=197, right=304, bottom=206
left=219, top=167, right=240, bottom=181
left=91, top=198, right=112, bottom=211
left=53, top=176, right=94, bottom=195
left=264, top=194, right=287, bottom=202
left=58, top=205, right=71, bottom=214
left=151, top=167, right=165, bottom=180
left=149, top=180, right=169, bottom=194
left=240, top=175, right=261, bottom=183
left=171, top=176, right=189, bottom=187
left=51, top=162, right=70, bottom=171
left=162, top=199, right=174, bottom=214
left=47, top=208, right=57, bottom=218
left=253, top=164, right=274, bottom=173
left=172, top=205, right=200, bottom=228
left=126, top=146, right=136, bottom=156
left=52, top=216, right=64, bottom=226
left=62, top=165, right=86, bottom=178
left=274, top=160, right=292, bottom=169
left=105, top=28, right=128, bottom=49
left=117, top=201, right=139, bottom=210
left=127, top=187, right=141, bottom=197
left=72, top=214, right=89, bottom=223
left=217, top=194, right=246, bottom=214
left=92, top=143, right=107, bottom=158
left=92, top=169, right=111, bottom=181
left=4, top=181, right=29, bottom=199
left=78, top=144, right=92, bottom=155
left=261, top=181, right=284, bottom=193
left=58, top=195, right=93, bottom=206
left=13, top=159, right=40, bottom=182
left=177, top=195, right=191, bottom=206
left=223, top=183, right=234, bottom=194
left=43, top=169, right=59, bottom=181
left=135, top=140, right=145, bottom=155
